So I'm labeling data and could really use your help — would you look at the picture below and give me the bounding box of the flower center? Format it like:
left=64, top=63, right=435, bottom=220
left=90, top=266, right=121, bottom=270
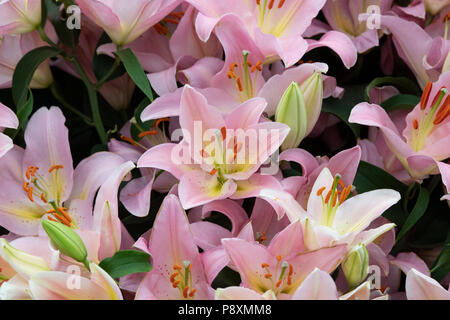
left=411, top=83, right=449, bottom=152
left=316, top=174, right=354, bottom=227
left=255, top=0, right=301, bottom=37
left=260, top=255, right=294, bottom=295
left=23, top=165, right=74, bottom=227
left=170, top=261, right=197, bottom=299
left=154, top=11, right=185, bottom=36
left=227, top=51, right=263, bottom=102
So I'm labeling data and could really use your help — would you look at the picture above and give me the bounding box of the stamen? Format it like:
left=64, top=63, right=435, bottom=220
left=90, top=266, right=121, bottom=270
left=278, top=0, right=286, bottom=8
left=421, top=82, right=432, bottom=110
left=48, top=216, right=58, bottom=222
left=413, top=119, right=419, bottom=130
left=173, top=264, right=183, bottom=271
left=23, top=182, right=29, bottom=192
left=443, top=12, right=450, bottom=22
left=27, top=187, right=34, bottom=202
left=251, top=60, right=263, bottom=73
left=40, top=193, right=47, bottom=203
left=256, top=0, right=260, bottom=5
left=172, top=280, right=180, bottom=288
left=236, top=78, right=243, bottom=92
left=183, top=286, right=189, bottom=298
left=257, top=232, right=267, bottom=243
left=58, top=207, right=72, bottom=223
left=430, top=87, right=448, bottom=108
left=261, top=263, right=270, bottom=268
left=264, top=273, right=272, bottom=279
left=53, top=212, right=71, bottom=227
left=189, top=288, right=196, bottom=298
left=324, top=190, right=332, bottom=203
left=48, top=165, right=64, bottom=173
left=170, top=272, right=179, bottom=282
left=268, top=0, right=275, bottom=9
left=154, top=23, right=168, bottom=35
left=434, top=96, right=450, bottom=125
left=316, top=186, right=326, bottom=196
left=276, top=255, right=282, bottom=262
left=163, top=18, right=179, bottom=25
left=153, top=118, right=170, bottom=127
left=338, top=179, right=345, bottom=188
left=276, top=280, right=282, bottom=287
left=138, top=130, right=158, bottom=138
left=209, top=168, right=217, bottom=176
left=220, top=127, right=227, bottom=140
left=120, top=135, right=138, bottom=146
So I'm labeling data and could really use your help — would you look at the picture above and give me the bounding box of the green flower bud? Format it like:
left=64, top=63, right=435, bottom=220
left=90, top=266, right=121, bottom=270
left=41, top=220, right=88, bottom=266
left=299, top=71, right=323, bottom=136
left=275, top=82, right=308, bottom=150
left=342, top=244, right=369, bottom=290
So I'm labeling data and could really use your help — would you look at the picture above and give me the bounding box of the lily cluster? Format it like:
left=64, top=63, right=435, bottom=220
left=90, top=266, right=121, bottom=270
left=0, top=0, right=449, bottom=300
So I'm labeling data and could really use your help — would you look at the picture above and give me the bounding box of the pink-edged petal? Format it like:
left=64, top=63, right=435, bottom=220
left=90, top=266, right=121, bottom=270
left=141, top=88, right=182, bottom=122
left=202, top=199, right=248, bottom=236
left=279, top=148, right=319, bottom=177
left=201, top=247, right=230, bottom=285
left=391, top=252, right=430, bottom=277
left=291, top=268, right=338, bottom=300
left=333, top=189, right=401, bottom=235
left=327, top=146, right=362, bottom=186
left=405, top=269, right=450, bottom=300
left=190, top=221, right=231, bottom=251
left=23, top=107, right=74, bottom=204
left=0, top=146, right=44, bottom=236
left=138, top=143, right=194, bottom=180
left=0, top=102, right=18, bottom=129
left=268, top=220, right=304, bottom=258
left=0, top=133, right=13, bottom=159
left=259, top=188, right=307, bottom=222
left=306, top=31, right=357, bottom=69
left=120, top=173, right=155, bottom=217
left=178, top=170, right=237, bottom=210
left=93, top=161, right=135, bottom=260
left=232, top=174, right=283, bottom=201
left=178, top=57, right=224, bottom=89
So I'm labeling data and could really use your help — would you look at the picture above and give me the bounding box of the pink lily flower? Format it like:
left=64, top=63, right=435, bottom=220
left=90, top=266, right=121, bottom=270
left=140, top=16, right=339, bottom=125
left=375, top=14, right=450, bottom=88
left=0, top=31, right=54, bottom=89
left=260, top=167, right=400, bottom=251
left=349, top=72, right=450, bottom=180
left=437, top=161, right=450, bottom=202
left=75, top=0, right=183, bottom=46
left=0, top=106, right=133, bottom=237
left=108, top=122, right=177, bottom=218
left=279, top=146, right=362, bottom=209
left=221, top=220, right=347, bottom=297
left=138, top=86, right=290, bottom=209
left=186, top=0, right=356, bottom=68
left=29, top=263, right=123, bottom=300
left=406, top=268, right=450, bottom=300
left=320, top=0, right=393, bottom=53
left=135, top=194, right=214, bottom=300
left=0, top=103, right=18, bottom=158
left=97, top=5, right=223, bottom=97
left=0, top=0, right=41, bottom=36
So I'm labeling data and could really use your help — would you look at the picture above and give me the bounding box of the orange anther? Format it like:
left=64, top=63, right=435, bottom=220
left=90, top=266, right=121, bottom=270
left=316, top=186, right=326, bottom=196
left=172, top=280, right=180, bottom=288
left=154, top=117, right=170, bottom=127
left=173, top=264, right=183, bottom=270
left=54, top=212, right=71, bottom=227
left=264, top=273, right=272, bottom=279
left=23, top=182, right=29, bottom=192
left=256, top=0, right=260, bottom=5
left=413, top=119, right=419, bottom=130
left=189, top=288, right=197, bottom=297
left=31, top=167, right=39, bottom=177
left=40, top=193, right=47, bottom=203
left=288, top=265, right=293, bottom=276
left=49, top=165, right=64, bottom=173
left=278, top=0, right=286, bottom=8
left=48, top=216, right=58, bottom=222
left=338, top=179, right=345, bottom=188
left=209, top=168, right=217, bottom=176
left=58, top=207, right=72, bottom=223
left=276, top=280, right=282, bottom=287
left=229, top=63, right=238, bottom=72
left=120, top=135, right=137, bottom=146
left=324, top=189, right=332, bottom=203
left=421, top=82, right=432, bottom=110
left=163, top=18, right=179, bottom=25
left=46, top=209, right=56, bottom=214
left=287, top=276, right=292, bottom=286
left=268, top=0, right=275, bottom=9
left=431, top=86, right=447, bottom=107
left=434, top=96, right=450, bottom=125
left=251, top=60, right=263, bottom=73
left=220, top=127, right=227, bottom=140
left=138, top=130, right=158, bottom=138
left=443, top=12, right=450, bottom=22
left=261, top=263, right=270, bottom=268
left=170, top=272, right=179, bottom=282
left=183, top=286, right=190, bottom=298
left=276, top=255, right=282, bottom=262
left=236, top=78, right=243, bottom=92
left=27, top=187, right=34, bottom=202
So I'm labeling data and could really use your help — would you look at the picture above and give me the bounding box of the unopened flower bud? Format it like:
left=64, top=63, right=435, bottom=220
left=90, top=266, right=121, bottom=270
left=342, top=244, right=370, bottom=290
left=41, top=220, right=88, bottom=266
left=275, top=82, right=308, bottom=150
left=299, top=71, right=324, bottom=136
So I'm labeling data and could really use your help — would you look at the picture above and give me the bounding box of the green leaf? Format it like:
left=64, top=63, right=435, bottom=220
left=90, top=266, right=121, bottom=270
left=380, top=94, right=420, bottom=112
left=395, top=185, right=430, bottom=243
left=115, top=48, right=153, bottom=102
left=12, top=46, right=60, bottom=108
left=353, top=161, right=408, bottom=226
left=431, top=232, right=450, bottom=281
left=365, top=77, right=421, bottom=101
left=16, top=90, right=34, bottom=129
left=322, top=85, right=366, bottom=137
left=99, top=250, right=152, bottom=279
